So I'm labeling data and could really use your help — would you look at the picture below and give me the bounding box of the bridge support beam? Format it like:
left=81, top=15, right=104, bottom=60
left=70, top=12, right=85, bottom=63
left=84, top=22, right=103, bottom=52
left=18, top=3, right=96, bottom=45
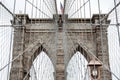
left=10, top=27, right=25, bottom=80
left=96, top=25, right=111, bottom=80
left=9, top=14, right=112, bottom=80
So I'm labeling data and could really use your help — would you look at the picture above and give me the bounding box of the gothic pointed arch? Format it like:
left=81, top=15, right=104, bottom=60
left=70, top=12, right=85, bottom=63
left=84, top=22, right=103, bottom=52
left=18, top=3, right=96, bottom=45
left=29, top=51, right=55, bottom=80
left=22, top=42, right=55, bottom=79
left=66, top=51, right=89, bottom=80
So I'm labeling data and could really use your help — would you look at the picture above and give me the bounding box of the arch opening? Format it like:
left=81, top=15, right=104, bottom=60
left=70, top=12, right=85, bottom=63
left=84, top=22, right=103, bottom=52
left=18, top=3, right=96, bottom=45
left=66, top=51, right=90, bottom=80
left=29, top=51, right=55, bottom=80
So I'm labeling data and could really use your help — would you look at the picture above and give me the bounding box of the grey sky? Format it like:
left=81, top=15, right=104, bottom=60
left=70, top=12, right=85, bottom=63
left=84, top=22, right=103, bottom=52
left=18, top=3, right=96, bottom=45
left=0, top=0, right=120, bottom=80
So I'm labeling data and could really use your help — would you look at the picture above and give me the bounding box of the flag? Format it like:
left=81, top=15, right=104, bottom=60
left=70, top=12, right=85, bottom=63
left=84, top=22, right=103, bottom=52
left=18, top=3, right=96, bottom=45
left=60, top=2, right=64, bottom=14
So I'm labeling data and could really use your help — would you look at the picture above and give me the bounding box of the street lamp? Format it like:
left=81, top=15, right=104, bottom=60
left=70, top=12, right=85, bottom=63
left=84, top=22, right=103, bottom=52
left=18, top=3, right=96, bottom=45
left=91, top=67, right=98, bottom=79
left=88, top=58, right=102, bottom=80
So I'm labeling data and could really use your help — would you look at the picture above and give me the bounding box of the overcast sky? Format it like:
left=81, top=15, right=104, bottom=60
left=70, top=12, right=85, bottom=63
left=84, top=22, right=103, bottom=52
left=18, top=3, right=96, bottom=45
left=0, top=0, right=120, bottom=80
left=0, top=0, right=115, bottom=16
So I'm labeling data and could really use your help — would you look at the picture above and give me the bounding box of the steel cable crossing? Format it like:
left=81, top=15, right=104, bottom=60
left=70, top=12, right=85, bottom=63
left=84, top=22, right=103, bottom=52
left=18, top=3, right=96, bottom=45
left=18, top=0, right=57, bottom=79
left=0, top=4, right=13, bottom=80
left=0, top=0, right=120, bottom=80
left=64, top=0, right=120, bottom=80
left=0, top=0, right=57, bottom=70
left=0, top=0, right=57, bottom=80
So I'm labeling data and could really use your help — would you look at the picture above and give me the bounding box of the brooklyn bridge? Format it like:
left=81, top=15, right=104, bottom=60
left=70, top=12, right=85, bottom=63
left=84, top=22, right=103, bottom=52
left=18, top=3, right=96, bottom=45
left=0, top=0, right=120, bottom=80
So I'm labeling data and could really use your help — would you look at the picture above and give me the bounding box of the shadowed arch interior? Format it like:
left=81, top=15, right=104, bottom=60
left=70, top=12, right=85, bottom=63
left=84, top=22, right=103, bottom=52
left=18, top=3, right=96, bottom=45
left=23, top=43, right=55, bottom=79
left=69, top=44, right=92, bottom=64
left=76, top=45, right=90, bottom=61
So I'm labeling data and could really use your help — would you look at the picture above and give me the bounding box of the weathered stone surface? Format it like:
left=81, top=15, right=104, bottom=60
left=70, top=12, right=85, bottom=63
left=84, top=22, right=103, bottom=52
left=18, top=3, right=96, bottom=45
left=10, top=14, right=111, bottom=80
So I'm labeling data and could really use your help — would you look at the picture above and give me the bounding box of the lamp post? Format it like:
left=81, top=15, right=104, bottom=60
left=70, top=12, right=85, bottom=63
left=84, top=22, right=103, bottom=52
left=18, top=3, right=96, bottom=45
left=88, top=58, right=102, bottom=80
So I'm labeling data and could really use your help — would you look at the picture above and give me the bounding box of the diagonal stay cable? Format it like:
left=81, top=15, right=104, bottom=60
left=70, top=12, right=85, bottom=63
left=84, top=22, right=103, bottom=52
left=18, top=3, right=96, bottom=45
left=44, top=0, right=56, bottom=14
left=43, top=0, right=53, bottom=15
left=0, top=40, right=40, bottom=71
left=100, top=1, right=120, bottom=22
left=113, top=0, right=120, bottom=46
left=69, top=0, right=89, bottom=17
left=7, top=0, right=16, bottom=79
left=23, top=64, right=38, bottom=80
left=67, top=0, right=77, bottom=13
left=0, top=2, right=20, bottom=22
left=63, top=23, right=80, bottom=59
left=26, top=0, right=51, bottom=18
left=79, top=42, right=120, bottom=80
left=97, top=0, right=120, bottom=79
left=0, top=28, right=56, bottom=71
left=0, top=31, right=53, bottom=71
left=65, top=15, right=120, bottom=80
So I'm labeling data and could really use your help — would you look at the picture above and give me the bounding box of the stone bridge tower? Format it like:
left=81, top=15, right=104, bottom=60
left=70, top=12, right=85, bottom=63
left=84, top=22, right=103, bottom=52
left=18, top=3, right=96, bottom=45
left=10, top=14, right=111, bottom=80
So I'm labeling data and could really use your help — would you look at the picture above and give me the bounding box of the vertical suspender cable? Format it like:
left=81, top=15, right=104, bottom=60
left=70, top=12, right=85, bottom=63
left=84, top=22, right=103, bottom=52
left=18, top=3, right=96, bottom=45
left=7, top=0, right=16, bottom=80
left=80, top=0, right=82, bottom=23
left=39, top=0, right=41, bottom=19
left=13, top=0, right=16, bottom=15
left=89, top=0, right=91, bottom=21
left=89, top=0, right=94, bottom=46
left=83, top=0, right=87, bottom=43
left=13, top=0, right=17, bottom=78
left=7, top=17, right=13, bottom=80
left=97, top=0, right=106, bottom=80
left=1, top=6, right=3, bottom=80
left=35, top=0, right=38, bottom=22
left=114, top=0, right=120, bottom=47
left=0, top=4, right=2, bottom=80
left=113, top=0, right=120, bottom=79
left=24, top=0, right=26, bottom=24
left=42, top=4, right=45, bottom=79
left=29, top=0, right=34, bottom=44
left=83, top=0, right=86, bottom=20
left=31, top=0, right=34, bottom=20
left=77, top=0, right=81, bottom=79
left=96, top=1, right=120, bottom=80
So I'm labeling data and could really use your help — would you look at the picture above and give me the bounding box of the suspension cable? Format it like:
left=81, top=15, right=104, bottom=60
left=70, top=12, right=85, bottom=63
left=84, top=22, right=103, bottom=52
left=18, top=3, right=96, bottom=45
left=0, top=40, right=39, bottom=71
left=43, top=0, right=53, bottom=15
left=0, top=27, right=57, bottom=72
left=0, top=2, right=20, bottom=22
left=6, top=0, right=16, bottom=79
left=67, top=0, right=76, bottom=13
left=54, top=0, right=58, bottom=14
left=97, top=0, right=106, bottom=79
left=114, top=0, right=120, bottom=46
left=26, top=0, right=51, bottom=18
left=100, top=1, right=120, bottom=22
left=69, top=0, right=89, bottom=17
